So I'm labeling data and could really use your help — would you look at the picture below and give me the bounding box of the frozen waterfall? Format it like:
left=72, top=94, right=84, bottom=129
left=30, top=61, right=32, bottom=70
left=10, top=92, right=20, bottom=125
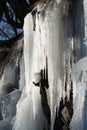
left=13, top=0, right=70, bottom=130
left=12, top=0, right=87, bottom=130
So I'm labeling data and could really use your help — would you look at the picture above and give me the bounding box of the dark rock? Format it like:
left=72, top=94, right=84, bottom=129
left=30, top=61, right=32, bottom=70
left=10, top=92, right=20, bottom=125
left=1, top=90, right=21, bottom=119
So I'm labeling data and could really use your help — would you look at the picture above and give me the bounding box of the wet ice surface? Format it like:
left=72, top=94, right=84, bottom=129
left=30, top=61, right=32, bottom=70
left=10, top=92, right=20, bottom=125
left=70, top=57, right=87, bottom=130
left=13, top=0, right=69, bottom=130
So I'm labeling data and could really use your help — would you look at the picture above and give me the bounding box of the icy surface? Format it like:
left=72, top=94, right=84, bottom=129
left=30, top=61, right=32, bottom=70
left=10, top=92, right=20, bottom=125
left=70, top=57, right=87, bottom=130
left=13, top=13, right=48, bottom=130
left=7, top=0, right=87, bottom=130
left=13, top=1, right=69, bottom=130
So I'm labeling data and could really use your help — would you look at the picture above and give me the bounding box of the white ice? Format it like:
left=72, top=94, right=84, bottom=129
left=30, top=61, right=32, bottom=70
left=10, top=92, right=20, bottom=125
left=13, top=1, right=69, bottom=130
left=70, top=56, right=87, bottom=130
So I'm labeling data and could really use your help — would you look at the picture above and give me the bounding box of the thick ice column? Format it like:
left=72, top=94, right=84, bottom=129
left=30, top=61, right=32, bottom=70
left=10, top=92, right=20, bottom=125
left=45, top=2, right=69, bottom=129
left=45, top=7, right=65, bottom=130
left=13, top=12, right=48, bottom=130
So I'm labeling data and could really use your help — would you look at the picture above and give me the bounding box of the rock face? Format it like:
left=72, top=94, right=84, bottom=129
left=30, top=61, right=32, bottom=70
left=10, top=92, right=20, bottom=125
left=0, top=35, right=24, bottom=129
left=0, top=48, right=10, bottom=61
left=0, top=36, right=24, bottom=92
left=1, top=90, right=21, bottom=119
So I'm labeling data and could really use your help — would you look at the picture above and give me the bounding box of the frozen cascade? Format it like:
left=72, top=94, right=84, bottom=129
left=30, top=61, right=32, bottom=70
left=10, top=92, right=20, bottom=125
left=13, top=9, right=48, bottom=130
left=0, top=0, right=87, bottom=130
left=13, top=0, right=70, bottom=130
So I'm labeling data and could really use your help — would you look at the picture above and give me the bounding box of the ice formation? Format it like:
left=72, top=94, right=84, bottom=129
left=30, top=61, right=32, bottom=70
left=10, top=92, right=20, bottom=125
left=0, top=0, right=87, bottom=130
left=13, top=0, right=70, bottom=130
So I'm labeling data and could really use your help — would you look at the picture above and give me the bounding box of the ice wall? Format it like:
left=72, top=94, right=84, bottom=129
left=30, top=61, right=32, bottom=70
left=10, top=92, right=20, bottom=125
left=13, top=0, right=87, bottom=129
left=13, top=0, right=70, bottom=130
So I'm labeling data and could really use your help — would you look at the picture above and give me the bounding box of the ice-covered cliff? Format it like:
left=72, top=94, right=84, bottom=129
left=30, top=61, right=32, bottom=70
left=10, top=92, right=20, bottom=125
left=0, top=0, right=87, bottom=130
left=13, top=0, right=73, bottom=130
